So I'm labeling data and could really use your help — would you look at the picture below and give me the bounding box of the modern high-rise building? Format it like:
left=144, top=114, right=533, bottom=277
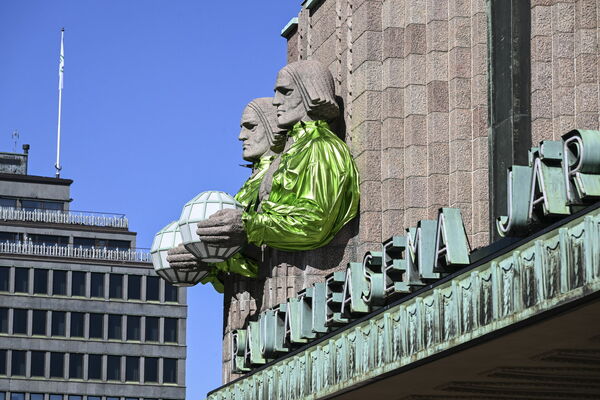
left=0, top=147, right=186, bottom=400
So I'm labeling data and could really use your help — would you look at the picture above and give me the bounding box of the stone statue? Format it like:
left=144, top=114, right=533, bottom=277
left=166, top=98, right=285, bottom=289
left=196, top=60, right=360, bottom=253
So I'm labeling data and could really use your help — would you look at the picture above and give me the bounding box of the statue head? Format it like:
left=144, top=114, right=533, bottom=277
left=239, top=97, right=286, bottom=162
left=273, top=60, right=339, bottom=129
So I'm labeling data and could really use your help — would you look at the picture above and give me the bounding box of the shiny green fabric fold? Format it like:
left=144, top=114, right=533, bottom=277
left=243, top=120, right=360, bottom=250
left=201, top=155, right=275, bottom=292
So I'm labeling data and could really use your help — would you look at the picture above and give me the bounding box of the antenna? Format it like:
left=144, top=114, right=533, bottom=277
left=11, top=130, right=19, bottom=153
left=55, top=28, right=65, bottom=178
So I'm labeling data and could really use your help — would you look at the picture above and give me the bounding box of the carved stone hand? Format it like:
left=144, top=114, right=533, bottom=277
left=196, top=208, right=246, bottom=248
left=166, top=244, right=208, bottom=270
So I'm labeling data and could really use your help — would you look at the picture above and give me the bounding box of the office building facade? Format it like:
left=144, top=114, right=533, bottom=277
left=0, top=149, right=186, bottom=400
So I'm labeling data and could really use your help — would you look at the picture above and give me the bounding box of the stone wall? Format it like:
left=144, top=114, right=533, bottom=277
left=531, top=0, right=600, bottom=144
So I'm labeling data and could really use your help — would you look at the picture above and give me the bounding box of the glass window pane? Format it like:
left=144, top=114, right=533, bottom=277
left=52, top=270, right=67, bottom=295
left=69, top=353, right=83, bottom=379
left=51, top=311, right=66, bottom=336
left=0, top=197, right=16, bottom=208
left=68, top=397, right=82, bottom=400
left=0, top=308, right=7, bottom=333
left=164, top=283, right=178, bottom=303
left=89, top=314, right=103, bottom=339
left=164, top=318, right=178, bottom=343
left=70, top=312, right=84, bottom=338
left=0, top=349, right=6, bottom=375
left=12, top=309, right=27, bottom=334
left=30, top=395, right=44, bottom=400
left=71, top=271, right=86, bottom=297
left=127, top=316, right=140, bottom=341
left=11, top=350, right=26, bottom=376
left=107, top=398, right=119, bottom=400
left=88, top=354, right=102, bottom=380
left=50, top=352, right=64, bottom=378
left=145, top=317, right=159, bottom=342
left=28, top=234, right=68, bottom=246
left=14, top=268, right=28, bottom=293
left=144, top=357, right=158, bottom=382
left=163, top=358, right=177, bottom=383
left=50, top=395, right=63, bottom=400
left=90, top=273, right=104, bottom=298
left=73, top=237, right=94, bottom=249
left=31, top=351, right=46, bottom=377
left=33, top=269, right=48, bottom=294
left=108, top=315, right=122, bottom=340
left=0, top=267, right=8, bottom=292
left=125, top=356, right=139, bottom=382
left=10, top=394, right=24, bottom=400
left=127, top=275, right=141, bottom=300
left=88, top=397, right=101, bottom=400
left=32, top=310, right=46, bottom=336
left=107, top=355, right=121, bottom=381
left=107, top=240, right=130, bottom=250
left=146, top=276, right=159, bottom=301
left=109, top=274, right=123, bottom=299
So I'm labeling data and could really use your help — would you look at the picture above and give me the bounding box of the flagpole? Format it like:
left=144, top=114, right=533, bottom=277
left=55, top=28, right=64, bottom=178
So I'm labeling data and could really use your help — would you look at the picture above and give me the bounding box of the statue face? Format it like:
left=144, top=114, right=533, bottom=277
left=239, top=106, right=271, bottom=162
left=273, top=70, right=306, bottom=129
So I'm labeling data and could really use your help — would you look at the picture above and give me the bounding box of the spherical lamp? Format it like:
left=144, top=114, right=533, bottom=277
left=151, top=221, right=208, bottom=287
left=178, top=191, right=244, bottom=263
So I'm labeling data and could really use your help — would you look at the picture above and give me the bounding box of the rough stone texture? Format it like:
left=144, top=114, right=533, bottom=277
left=530, top=0, right=600, bottom=145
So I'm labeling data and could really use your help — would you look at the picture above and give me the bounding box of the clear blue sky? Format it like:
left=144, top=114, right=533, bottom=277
left=0, top=1, right=300, bottom=398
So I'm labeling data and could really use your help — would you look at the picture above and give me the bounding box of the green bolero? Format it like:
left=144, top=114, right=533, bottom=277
left=243, top=120, right=360, bottom=250
left=201, top=155, right=275, bottom=292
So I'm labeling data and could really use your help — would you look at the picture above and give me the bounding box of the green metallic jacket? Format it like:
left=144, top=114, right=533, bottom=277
left=243, top=120, right=360, bottom=250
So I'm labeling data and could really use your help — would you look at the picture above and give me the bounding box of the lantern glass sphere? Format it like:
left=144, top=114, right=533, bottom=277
left=178, top=191, right=244, bottom=263
left=151, top=221, right=208, bottom=287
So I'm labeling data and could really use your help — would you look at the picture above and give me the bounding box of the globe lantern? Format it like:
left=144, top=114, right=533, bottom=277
left=151, top=221, right=208, bottom=287
left=178, top=191, right=244, bottom=263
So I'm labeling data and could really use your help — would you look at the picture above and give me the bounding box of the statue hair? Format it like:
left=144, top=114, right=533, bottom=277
left=280, top=60, right=340, bottom=121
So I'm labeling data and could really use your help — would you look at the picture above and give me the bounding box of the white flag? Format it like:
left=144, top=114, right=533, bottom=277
left=58, top=29, right=64, bottom=90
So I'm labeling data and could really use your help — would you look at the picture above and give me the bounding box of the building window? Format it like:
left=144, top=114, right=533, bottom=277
left=0, top=197, right=16, bottom=208
left=21, top=199, right=63, bottom=211
left=89, top=313, right=103, bottom=339
left=28, top=234, right=68, bottom=247
left=0, top=308, right=7, bottom=333
left=32, top=310, right=47, bottom=336
left=127, top=316, right=141, bottom=341
left=88, top=354, right=102, bottom=380
left=107, top=398, right=119, bottom=400
left=0, top=267, right=8, bottom=292
left=107, top=355, right=121, bottom=381
left=128, top=275, right=141, bottom=300
left=68, top=397, right=82, bottom=400
left=0, top=349, right=6, bottom=375
left=50, top=352, right=64, bottom=378
left=146, top=276, right=159, bottom=301
left=69, top=353, right=83, bottom=379
left=144, top=357, right=158, bottom=382
left=109, top=274, right=123, bottom=299
left=125, top=356, right=139, bottom=382
left=14, top=268, right=29, bottom=293
left=71, top=271, right=86, bottom=297
left=11, top=350, right=26, bottom=376
left=108, top=314, right=122, bottom=340
left=30, top=395, right=44, bottom=400
left=33, top=269, right=48, bottom=294
left=51, top=311, right=66, bottom=336
left=31, top=351, right=46, bottom=377
left=49, top=395, right=63, bottom=400
left=88, top=397, right=101, bottom=400
left=145, top=317, right=159, bottom=342
left=52, top=270, right=67, bottom=295
left=164, top=318, right=178, bottom=343
left=163, top=358, right=177, bottom=383
left=0, top=231, right=20, bottom=243
left=165, top=283, right=178, bottom=303
left=10, top=394, right=24, bottom=400
left=12, top=309, right=27, bottom=334
left=90, top=273, right=104, bottom=298
left=70, top=312, right=84, bottom=338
